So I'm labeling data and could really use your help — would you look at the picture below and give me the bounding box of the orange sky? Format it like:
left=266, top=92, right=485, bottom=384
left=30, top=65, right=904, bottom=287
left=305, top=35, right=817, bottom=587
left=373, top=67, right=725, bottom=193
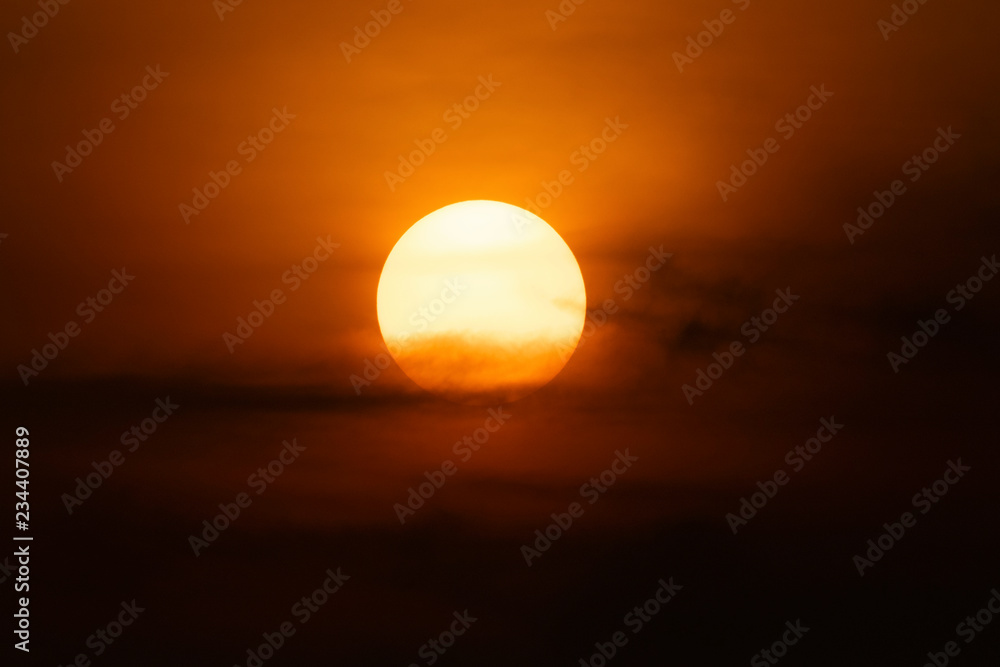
left=3, top=0, right=997, bottom=550
left=3, top=0, right=997, bottom=391
left=4, top=1, right=1000, bottom=664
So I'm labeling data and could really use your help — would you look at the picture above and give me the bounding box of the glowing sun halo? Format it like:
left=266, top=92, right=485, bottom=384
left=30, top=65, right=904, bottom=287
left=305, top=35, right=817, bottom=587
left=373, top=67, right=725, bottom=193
left=376, top=200, right=587, bottom=404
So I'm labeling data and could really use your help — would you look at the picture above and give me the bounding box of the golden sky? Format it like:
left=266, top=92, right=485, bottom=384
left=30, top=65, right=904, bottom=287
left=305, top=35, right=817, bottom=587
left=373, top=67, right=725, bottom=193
left=4, top=1, right=1000, bottom=663
left=3, top=0, right=997, bottom=392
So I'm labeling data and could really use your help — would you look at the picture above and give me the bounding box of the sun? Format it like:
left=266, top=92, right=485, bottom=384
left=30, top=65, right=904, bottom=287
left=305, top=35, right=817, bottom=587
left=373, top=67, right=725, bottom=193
left=376, top=200, right=587, bottom=404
